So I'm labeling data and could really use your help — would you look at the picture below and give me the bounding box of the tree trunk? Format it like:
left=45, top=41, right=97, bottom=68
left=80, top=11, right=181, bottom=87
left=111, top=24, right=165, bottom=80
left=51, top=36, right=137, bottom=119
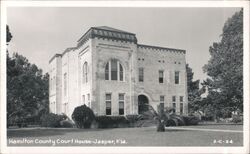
left=157, top=121, right=165, bottom=132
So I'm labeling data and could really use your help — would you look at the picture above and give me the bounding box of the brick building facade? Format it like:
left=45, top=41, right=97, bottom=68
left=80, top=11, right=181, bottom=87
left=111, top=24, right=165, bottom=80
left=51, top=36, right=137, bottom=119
left=49, top=26, right=188, bottom=118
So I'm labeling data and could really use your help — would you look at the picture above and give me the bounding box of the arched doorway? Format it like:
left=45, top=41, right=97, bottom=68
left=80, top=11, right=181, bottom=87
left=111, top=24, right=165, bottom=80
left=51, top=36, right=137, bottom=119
left=138, top=95, right=149, bottom=114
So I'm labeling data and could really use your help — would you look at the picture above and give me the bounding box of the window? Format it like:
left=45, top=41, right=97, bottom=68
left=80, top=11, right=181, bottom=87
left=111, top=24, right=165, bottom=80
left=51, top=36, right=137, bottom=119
left=139, top=68, right=144, bottom=82
left=119, top=64, right=123, bottom=81
left=180, top=103, right=183, bottom=114
left=105, top=94, right=112, bottom=115
left=172, top=96, right=176, bottom=102
left=53, top=76, right=56, bottom=90
left=87, top=94, right=90, bottom=107
left=83, top=62, right=88, bottom=83
left=105, top=62, right=109, bottom=80
left=180, top=96, right=184, bottom=102
left=160, top=96, right=165, bottom=108
left=175, top=71, right=179, bottom=84
left=119, top=94, right=125, bottom=115
left=111, top=60, right=118, bottom=80
left=105, top=59, right=124, bottom=81
left=82, top=95, right=85, bottom=104
left=172, top=103, right=176, bottom=113
left=64, top=73, right=67, bottom=96
left=159, top=70, right=164, bottom=83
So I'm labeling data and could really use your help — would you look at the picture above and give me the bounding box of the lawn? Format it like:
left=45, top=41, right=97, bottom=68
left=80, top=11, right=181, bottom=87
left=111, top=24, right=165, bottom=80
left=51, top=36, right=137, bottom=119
left=7, top=125, right=243, bottom=146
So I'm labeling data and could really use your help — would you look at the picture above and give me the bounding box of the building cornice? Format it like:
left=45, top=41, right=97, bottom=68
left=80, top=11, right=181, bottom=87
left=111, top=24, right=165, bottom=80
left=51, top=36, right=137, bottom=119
left=77, top=27, right=137, bottom=47
left=138, top=44, right=186, bottom=54
left=49, top=53, right=62, bottom=63
left=62, top=47, right=76, bottom=56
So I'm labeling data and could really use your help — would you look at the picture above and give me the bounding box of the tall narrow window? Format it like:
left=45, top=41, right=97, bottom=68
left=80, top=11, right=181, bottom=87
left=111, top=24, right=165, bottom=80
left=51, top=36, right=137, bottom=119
left=159, top=70, right=164, bottom=83
left=139, top=68, right=144, bottom=82
left=180, top=96, right=184, bottom=102
left=105, top=59, right=124, bottom=81
left=53, top=76, right=56, bottom=90
left=82, top=95, right=85, bottom=104
left=160, top=96, right=165, bottom=108
left=172, top=103, right=176, bottom=113
left=172, top=96, right=176, bottom=102
left=180, top=103, right=183, bottom=114
left=111, top=59, right=118, bottom=80
left=105, top=94, right=112, bottom=115
left=119, top=94, right=125, bottom=115
left=83, top=62, right=88, bottom=83
left=64, top=73, right=67, bottom=96
left=119, top=64, right=123, bottom=81
left=105, top=62, right=109, bottom=80
left=87, top=94, right=90, bottom=107
left=175, top=71, right=179, bottom=84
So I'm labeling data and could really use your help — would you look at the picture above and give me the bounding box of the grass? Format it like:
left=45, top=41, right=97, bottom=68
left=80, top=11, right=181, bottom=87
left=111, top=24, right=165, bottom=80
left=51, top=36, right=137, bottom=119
left=7, top=124, right=243, bottom=146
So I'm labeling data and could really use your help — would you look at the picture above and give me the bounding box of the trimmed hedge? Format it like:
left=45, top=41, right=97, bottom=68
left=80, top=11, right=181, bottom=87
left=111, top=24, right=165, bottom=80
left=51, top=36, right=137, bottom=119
left=95, top=116, right=129, bottom=128
left=40, top=113, right=66, bottom=128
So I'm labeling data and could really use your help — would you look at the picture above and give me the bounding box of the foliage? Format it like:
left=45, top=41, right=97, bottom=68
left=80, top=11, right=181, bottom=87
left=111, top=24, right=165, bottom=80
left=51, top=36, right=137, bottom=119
left=125, top=114, right=141, bottom=127
left=6, top=25, right=12, bottom=44
left=7, top=25, right=49, bottom=126
left=40, top=113, right=65, bottom=128
left=202, top=9, right=243, bottom=117
left=139, top=105, right=169, bottom=131
left=231, top=114, right=243, bottom=123
left=140, top=105, right=200, bottom=128
left=186, top=64, right=206, bottom=113
left=60, top=120, right=75, bottom=128
left=95, top=116, right=129, bottom=128
left=182, top=116, right=200, bottom=125
left=72, top=105, right=95, bottom=128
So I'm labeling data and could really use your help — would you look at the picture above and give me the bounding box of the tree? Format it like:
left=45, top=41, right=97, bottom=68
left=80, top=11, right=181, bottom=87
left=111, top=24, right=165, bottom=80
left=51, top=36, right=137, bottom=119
left=203, top=9, right=243, bottom=116
left=186, top=64, right=205, bottom=113
left=7, top=26, right=49, bottom=126
left=6, top=25, right=12, bottom=44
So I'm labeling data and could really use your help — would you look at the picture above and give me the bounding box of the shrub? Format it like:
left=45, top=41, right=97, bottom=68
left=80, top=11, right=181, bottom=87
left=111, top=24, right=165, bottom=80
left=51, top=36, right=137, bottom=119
left=170, top=115, right=185, bottom=126
left=126, top=114, right=140, bottom=127
left=95, top=116, right=129, bottom=128
left=201, top=115, right=213, bottom=121
left=231, top=114, right=243, bottom=123
left=40, top=113, right=65, bottom=128
left=72, top=104, right=95, bottom=128
left=182, top=115, right=200, bottom=125
left=165, top=119, right=178, bottom=126
left=60, top=120, right=74, bottom=128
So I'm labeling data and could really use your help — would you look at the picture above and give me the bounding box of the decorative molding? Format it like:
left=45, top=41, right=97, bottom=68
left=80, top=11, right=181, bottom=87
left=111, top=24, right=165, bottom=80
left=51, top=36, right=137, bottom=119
left=98, top=43, right=131, bottom=49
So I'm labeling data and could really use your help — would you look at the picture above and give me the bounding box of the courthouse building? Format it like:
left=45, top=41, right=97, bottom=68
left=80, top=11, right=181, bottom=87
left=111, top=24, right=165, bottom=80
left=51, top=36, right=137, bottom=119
left=49, top=26, right=188, bottom=117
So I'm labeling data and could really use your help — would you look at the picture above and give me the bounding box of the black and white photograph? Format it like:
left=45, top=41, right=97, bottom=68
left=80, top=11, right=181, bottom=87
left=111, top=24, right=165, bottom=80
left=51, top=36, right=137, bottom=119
left=1, top=1, right=249, bottom=154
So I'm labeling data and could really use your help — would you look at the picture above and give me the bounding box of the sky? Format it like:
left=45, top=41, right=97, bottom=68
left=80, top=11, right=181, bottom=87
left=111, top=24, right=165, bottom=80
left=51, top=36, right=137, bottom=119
left=7, top=7, right=241, bottom=81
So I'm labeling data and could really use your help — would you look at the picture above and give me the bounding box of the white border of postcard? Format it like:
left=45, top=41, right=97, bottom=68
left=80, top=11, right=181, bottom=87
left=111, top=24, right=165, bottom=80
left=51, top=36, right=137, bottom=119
left=1, top=1, right=249, bottom=154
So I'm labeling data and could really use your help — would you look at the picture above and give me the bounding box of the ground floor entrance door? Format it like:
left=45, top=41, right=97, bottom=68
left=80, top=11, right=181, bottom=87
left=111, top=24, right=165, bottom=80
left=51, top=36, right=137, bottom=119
left=138, top=95, right=149, bottom=114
